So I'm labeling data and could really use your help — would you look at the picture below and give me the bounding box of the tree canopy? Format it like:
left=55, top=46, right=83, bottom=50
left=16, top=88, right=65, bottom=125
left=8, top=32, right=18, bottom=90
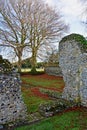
left=0, top=0, right=69, bottom=72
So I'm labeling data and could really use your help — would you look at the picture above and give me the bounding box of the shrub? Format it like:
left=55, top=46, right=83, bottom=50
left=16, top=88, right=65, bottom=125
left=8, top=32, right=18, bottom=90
left=30, top=67, right=45, bottom=75
left=0, top=55, right=13, bottom=73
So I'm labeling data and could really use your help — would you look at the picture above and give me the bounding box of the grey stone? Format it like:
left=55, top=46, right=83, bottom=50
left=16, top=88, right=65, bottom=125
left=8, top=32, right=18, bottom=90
left=0, top=125, right=3, bottom=129
left=0, top=57, right=27, bottom=124
left=45, top=66, right=62, bottom=76
left=59, top=34, right=87, bottom=107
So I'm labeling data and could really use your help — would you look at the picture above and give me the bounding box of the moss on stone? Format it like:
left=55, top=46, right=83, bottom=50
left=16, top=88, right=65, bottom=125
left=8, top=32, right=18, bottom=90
left=60, top=33, right=87, bottom=53
left=0, top=55, right=13, bottom=73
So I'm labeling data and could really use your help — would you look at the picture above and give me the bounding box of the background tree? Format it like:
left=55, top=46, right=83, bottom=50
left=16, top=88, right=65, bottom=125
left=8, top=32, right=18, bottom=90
left=26, top=0, right=69, bottom=72
left=0, top=0, right=69, bottom=72
left=80, top=0, right=87, bottom=32
left=44, top=46, right=59, bottom=66
left=21, top=58, right=31, bottom=68
left=0, top=0, right=31, bottom=72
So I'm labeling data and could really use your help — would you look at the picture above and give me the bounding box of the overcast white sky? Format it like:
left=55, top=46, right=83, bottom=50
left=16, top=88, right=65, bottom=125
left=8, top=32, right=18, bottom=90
left=45, top=0, right=87, bottom=37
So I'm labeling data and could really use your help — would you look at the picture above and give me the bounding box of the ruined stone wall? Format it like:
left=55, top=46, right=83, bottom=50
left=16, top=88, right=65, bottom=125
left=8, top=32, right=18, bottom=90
left=59, top=34, right=87, bottom=107
left=0, top=73, right=26, bottom=124
left=45, top=66, right=62, bottom=76
left=0, top=56, right=26, bottom=124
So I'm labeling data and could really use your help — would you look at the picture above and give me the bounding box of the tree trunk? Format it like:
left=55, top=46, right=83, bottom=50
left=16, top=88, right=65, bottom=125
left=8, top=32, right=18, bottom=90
left=16, top=47, right=23, bottom=73
left=31, top=49, right=37, bottom=72
left=17, top=56, right=22, bottom=72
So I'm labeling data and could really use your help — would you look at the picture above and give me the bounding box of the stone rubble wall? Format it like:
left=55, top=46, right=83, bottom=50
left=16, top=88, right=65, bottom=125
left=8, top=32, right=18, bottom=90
left=59, top=34, right=87, bottom=107
left=0, top=73, right=26, bottom=124
left=45, top=66, right=62, bottom=76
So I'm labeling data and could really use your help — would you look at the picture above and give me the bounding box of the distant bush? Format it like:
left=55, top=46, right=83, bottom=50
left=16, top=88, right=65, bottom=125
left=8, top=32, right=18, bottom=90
left=30, top=67, right=38, bottom=75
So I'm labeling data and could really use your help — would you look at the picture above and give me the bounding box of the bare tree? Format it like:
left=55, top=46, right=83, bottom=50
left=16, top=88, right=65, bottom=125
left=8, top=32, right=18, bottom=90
left=80, top=0, right=87, bottom=32
left=0, top=0, right=31, bottom=72
left=44, top=46, right=59, bottom=66
left=26, top=0, right=69, bottom=71
left=0, top=0, right=69, bottom=72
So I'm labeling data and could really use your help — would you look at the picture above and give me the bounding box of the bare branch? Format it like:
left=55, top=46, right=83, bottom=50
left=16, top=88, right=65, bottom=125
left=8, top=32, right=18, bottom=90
left=0, top=0, right=69, bottom=71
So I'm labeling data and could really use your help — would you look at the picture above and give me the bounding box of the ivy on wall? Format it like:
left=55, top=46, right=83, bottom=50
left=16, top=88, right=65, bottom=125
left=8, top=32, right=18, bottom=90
left=60, top=33, right=87, bottom=53
left=0, top=55, right=13, bottom=73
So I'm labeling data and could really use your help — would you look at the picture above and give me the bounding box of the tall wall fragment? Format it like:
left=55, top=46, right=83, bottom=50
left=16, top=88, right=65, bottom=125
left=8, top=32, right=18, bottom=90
left=59, top=34, right=87, bottom=107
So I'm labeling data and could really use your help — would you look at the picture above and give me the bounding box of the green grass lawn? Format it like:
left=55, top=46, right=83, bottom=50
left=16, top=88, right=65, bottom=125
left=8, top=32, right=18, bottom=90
left=22, top=89, right=51, bottom=113
left=21, top=74, right=64, bottom=113
left=15, top=109, right=87, bottom=130
left=14, top=74, right=87, bottom=130
left=22, top=77, right=60, bottom=87
left=22, top=75, right=64, bottom=90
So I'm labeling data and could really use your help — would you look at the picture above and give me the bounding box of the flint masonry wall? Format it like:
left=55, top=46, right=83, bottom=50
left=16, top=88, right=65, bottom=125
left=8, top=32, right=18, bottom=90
left=0, top=73, right=26, bottom=124
left=0, top=56, right=26, bottom=124
left=59, top=34, right=87, bottom=107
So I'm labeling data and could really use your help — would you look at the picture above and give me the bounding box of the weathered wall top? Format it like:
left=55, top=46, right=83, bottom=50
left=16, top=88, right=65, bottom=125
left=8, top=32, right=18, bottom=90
left=59, top=33, right=87, bottom=53
left=59, top=33, right=87, bottom=107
